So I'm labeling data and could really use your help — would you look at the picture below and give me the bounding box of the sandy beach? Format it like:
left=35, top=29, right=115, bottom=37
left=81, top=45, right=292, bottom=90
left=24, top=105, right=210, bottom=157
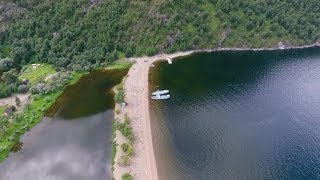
left=112, top=43, right=319, bottom=180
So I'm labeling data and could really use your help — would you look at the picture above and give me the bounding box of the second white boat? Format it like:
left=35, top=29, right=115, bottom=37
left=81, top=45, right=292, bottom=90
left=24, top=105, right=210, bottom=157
left=152, top=89, right=169, bottom=95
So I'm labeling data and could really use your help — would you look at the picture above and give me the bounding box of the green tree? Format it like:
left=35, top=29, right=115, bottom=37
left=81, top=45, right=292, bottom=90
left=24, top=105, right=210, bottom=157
left=0, top=58, right=15, bottom=71
left=2, top=69, right=18, bottom=85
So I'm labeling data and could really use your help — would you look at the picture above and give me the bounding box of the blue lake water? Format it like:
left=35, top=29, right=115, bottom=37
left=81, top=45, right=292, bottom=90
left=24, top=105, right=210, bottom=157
left=150, top=47, right=320, bottom=180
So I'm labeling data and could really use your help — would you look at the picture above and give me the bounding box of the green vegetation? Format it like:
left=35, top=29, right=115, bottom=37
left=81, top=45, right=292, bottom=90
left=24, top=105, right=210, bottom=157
left=115, top=115, right=135, bottom=166
left=112, top=119, right=118, bottom=168
left=122, top=173, right=133, bottom=180
left=118, top=155, right=130, bottom=166
left=0, top=106, right=7, bottom=114
left=15, top=96, right=20, bottom=106
left=0, top=63, right=57, bottom=99
left=19, top=64, right=56, bottom=85
left=121, top=143, right=129, bottom=152
left=0, top=68, right=21, bottom=98
left=117, top=121, right=134, bottom=142
left=0, top=57, right=14, bottom=71
left=124, top=113, right=130, bottom=124
left=0, top=0, right=318, bottom=72
left=112, top=79, right=136, bottom=169
left=114, top=85, right=125, bottom=104
left=105, top=61, right=133, bottom=71
left=127, top=146, right=135, bottom=157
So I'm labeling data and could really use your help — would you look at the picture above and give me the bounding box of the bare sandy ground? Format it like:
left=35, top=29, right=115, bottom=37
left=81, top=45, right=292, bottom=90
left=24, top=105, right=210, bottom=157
left=0, top=93, right=30, bottom=111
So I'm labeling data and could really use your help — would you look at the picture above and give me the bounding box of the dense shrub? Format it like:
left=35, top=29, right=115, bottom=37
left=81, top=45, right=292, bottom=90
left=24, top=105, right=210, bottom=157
left=17, top=84, right=28, bottom=93
left=2, top=69, right=18, bottom=85
left=0, top=58, right=14, bottom=71
left=0, top=83, right=14, bottom=98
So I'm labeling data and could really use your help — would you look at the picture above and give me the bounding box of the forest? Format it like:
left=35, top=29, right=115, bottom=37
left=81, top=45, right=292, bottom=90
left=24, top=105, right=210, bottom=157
left=0, top=0, right=319, bottom=72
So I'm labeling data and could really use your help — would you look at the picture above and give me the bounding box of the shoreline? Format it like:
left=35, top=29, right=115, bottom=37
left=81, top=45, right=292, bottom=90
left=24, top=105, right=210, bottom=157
left=126, top=42, right=320, bottom=62
left=113, top=43, right=319, bottom=180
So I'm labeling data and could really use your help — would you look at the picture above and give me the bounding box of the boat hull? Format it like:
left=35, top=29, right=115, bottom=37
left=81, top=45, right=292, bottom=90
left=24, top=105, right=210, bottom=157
left=151, top=94, right=170, bottom=100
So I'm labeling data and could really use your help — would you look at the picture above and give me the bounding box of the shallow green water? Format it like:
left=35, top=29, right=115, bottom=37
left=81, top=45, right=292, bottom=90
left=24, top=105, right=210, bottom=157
left=150, top=47, right=320, bottom=180
left=0, top=69, right=128, bottom=180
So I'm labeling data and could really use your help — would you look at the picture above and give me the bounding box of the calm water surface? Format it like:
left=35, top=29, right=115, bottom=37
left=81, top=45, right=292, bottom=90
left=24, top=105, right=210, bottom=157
left=150, top=47, right=320, bottom=180
left=0, top=69, right=128, bottom=180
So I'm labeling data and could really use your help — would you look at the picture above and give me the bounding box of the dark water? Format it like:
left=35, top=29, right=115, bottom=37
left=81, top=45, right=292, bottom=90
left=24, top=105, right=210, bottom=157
left=46, top=70, right=126, bottom=119
left=150, top=47, right=320, bottom=180
left=0, top=69, right=128, bottom=180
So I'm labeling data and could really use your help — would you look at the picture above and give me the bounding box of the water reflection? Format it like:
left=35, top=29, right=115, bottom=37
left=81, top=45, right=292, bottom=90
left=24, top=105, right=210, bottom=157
left=0, top=111, right=112, bottom=180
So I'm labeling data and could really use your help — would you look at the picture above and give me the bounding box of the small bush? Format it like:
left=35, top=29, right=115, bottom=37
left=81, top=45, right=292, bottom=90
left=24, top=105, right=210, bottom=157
left=128, top=133, right=135, bottom=142
left=9, top=105, right=16, bottom=112
left=121, top=143, right=129, bottom=152
left=17, top=84, right=28, bottom=93
left=124, top=114, right=130, bottom=124
left=44, top=97, right=51, bottom=103
left=127, top=146, right=135, bottom=156
left=114, top=85, right=125, bottom=104
left=118, top=122, right=132, bottom=137
left=118, top=155, right=130, bottom=166
left=115, top=108, right=121, bottom=114
left=15, top=96, right=20, bottom=106
left=112, top=141, right=117, bottom=166
left=122, top=173, right=133, bottom=180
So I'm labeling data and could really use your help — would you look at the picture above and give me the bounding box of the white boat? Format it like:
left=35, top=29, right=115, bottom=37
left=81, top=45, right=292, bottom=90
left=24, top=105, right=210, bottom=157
left=152, top=89, right=169, bottom=95
left=151, top=94, right=170, bottom=100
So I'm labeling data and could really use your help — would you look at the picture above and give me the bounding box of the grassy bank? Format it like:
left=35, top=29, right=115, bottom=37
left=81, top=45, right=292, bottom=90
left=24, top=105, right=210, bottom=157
left=0, top=71, right=87, bottom=161
left=19, top=64, right=56, bottom=85
left=104, top=61, right=133, bottom=71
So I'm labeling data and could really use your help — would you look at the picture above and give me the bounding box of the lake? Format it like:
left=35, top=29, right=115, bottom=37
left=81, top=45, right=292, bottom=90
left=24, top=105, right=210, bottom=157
left=0, top=69, right=128, bottom=180
left=150, top=47, right=320, bottom=180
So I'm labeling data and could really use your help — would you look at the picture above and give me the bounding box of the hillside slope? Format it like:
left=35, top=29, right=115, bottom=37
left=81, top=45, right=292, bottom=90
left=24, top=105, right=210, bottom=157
left=0, top=0, right=319, bottom=70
